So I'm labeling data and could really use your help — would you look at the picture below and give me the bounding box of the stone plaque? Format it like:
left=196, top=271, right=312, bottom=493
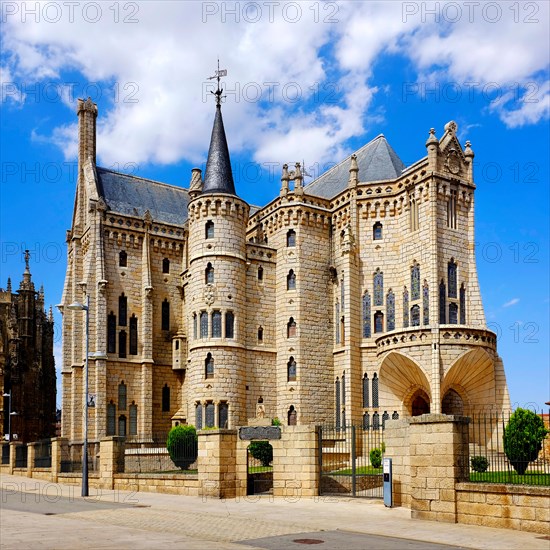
left=239, top=426, right=281, bottom=440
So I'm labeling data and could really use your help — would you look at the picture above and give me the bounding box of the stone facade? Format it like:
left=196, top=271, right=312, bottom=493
left=0, top=253, right=56, bottom=442
left=61, top=98, right=510, bottom=444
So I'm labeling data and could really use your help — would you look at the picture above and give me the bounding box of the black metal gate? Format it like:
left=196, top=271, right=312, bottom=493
left=319, top=425, right=384, bottom=498
left=246, top=443, right=273, bottom=496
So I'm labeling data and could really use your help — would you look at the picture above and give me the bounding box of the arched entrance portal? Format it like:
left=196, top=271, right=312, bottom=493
left=411, top=391, right=430, bottom=416
left=247, top=442, right=273, bottom=495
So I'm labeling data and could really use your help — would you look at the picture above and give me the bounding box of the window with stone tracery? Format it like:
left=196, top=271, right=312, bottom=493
left=411, top=263, right=420, bottom=300
left=373, top=269, right=383, bottom=306
left=362, top=292, right=371, bottom=338
left=387, top=290, right=395, bottom=331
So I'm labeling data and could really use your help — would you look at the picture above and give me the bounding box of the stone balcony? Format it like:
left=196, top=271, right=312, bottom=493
left=374, top=326, right=497, bottom=357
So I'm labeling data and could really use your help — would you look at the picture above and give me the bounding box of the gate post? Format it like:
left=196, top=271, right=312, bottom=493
left=317, top=426, right=323, bottom=496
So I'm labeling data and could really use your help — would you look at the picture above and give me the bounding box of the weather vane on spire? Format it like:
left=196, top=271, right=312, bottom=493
left=207, top=59, right=227, bottom=107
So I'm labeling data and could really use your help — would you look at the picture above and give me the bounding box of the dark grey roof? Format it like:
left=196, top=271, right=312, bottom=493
left=305, top=135, right=406, bottom=199
left=96, top=168, right=190, bottom=225
left=202, top=105, right=236, bottom=195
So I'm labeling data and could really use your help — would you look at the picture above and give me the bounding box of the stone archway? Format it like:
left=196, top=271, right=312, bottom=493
left=442, top=388, right=464, bottom=415
left=379, top=352, right=432, bottom=417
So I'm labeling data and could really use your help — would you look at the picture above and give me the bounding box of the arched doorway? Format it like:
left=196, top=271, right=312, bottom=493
left=247, top=442, right=273, bottom=496
left=288, top=405, right=297, bottom=425
left=442, top=388, right=464, bottom=415
left=411, top=392, right=430, bottom=416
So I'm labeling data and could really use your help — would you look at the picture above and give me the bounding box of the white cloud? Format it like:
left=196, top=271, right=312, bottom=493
left=502, top=298, right=520, bottom=308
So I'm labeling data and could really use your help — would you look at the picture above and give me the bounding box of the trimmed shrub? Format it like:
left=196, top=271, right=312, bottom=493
left=166, top=425, right=198, bottom=470
left=470, top=455, right=489, bottom=473
left=503, top=408, right=548, bottom=475
left=370, top=448, right=382, bottom=469
left=249, top=441, right=273, bottom=467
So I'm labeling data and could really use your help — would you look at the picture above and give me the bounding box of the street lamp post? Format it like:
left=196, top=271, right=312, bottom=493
left=67, top=295, right=90, bottom=497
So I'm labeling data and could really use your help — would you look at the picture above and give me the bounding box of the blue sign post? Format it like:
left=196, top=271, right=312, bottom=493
left=383, top=457, right=392, bottom=507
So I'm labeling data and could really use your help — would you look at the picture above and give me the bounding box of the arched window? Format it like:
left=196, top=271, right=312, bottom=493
left=423, top=281, right=429, bottom=325
left=257, top=326, right=263, bottom=342
left=107, top=401, right=116, bottom=435
left=287, top=357, right=296, bottom=382
left=225, top=311, right=234, bottom=338
left=363, top=374, right=370, bottom=408
left=392, top=411, right=400, bottom=420
left=362, top=292, right=371, bottom=338
left=340, top=315, right=345, bottom=344
left=219, top=402, right=229, bottom=429
left=162, top=384, right=170, bottom=412
left=373, top=222, right=383, bottom=240
left=286, top=229, right=296, bottom=247
left=335, top=377, right=341, bottom=429
left=129, top=403, right=138, bottom=436
left=403, top=287, right=409, bottom=328
left=195, top=403, right=203, bottom=430
left=287, top=269, right=296, bottom=290
left=193, top=313, right=197, bottom=339
left=205, top=220, right=215, bottom=239
left=382, top=411, right=390, bottom=429
left=107, top=312, right=116, bottom=353
left=335, top=302, right=340, bottom=343
left=411, top=262, right=420, bottom=300
left=119, top=293, right=127, bottom=326
left=288, top=405, right=297, bottom=425
left=118, top=330, right=127, bottom=358
left=449, top=303, right=458, bottom=324
left=342, top=409, right=346, bottom=429
left=363, top=412, right=370, bottom=431
left=447, top=189, right=457, bottom=229
left=205, top=353, right=214, bottom=379
left=118, top=415, right=127, bottom=437
left=410, top=197, right=419, bottom=231
left=374, top=311, right=384, bottom=333
left=387, top=290, right=395, bottom=331
left=119, top=250, right=127, bottom=267
left=373, top=412, right=380, bottom=430
left=129, top=315, right=138, bottom=355
left=341, top=373, right=346, bottom=409
left=340, top=276, right=345, bottom=310
left=373, top=269, right=384, bottom=306
left=448, top=259, right=457, bottom=298
left=439, top=281, right=446, bottom=323
left=411, top=304, right=420, bottom=327
left=205, top=402, right=215, bottom=428
left=212, top=310, right=222, bottom=338
left=258, top=266, right=263, bottom=281
left=118, top=381, right=127, bottom=410
left=161, top=299, right=170, bottom=331
left=372, top=373, right=379, bottom=408
left=200, top=311, right=208, bottom=338
left=287, top=317, right=296, bottom=338
left=460, top=284, right=466, bottom=324
left=162, top=258, right=170, bottom=274
left=205, top=262, right=214, bottom=284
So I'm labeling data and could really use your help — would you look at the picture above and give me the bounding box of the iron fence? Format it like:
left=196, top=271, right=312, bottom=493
left=61, top=442, right=99, bottom=473
left=124, top=432, right=198, bottom=474
left=319, top=425, right=384, bottom=498
left=34, top=439, right=52, bottom=468
left=14, top=444, right=27, bottom=468
left=1, top=445, right=9, bottom=465
left=466, top=410, right=549, bottom=486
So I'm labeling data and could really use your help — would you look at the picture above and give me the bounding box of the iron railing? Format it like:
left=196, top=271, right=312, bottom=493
left=1, top=445, right=9, bottom=465
left=466, top=410, right=549, bottom=486
left=34, top=439, right=52, bottom=468
left=319, top=425, right=384, bottom=498
left=14, top=445, right=28, bottom=468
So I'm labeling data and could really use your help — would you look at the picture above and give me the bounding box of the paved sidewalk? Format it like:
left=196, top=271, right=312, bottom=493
left=1, top=474, right=547, bottom=550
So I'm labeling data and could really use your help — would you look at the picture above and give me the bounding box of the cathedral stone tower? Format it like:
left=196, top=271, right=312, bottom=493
left=185, top=95, right=250, bottom=429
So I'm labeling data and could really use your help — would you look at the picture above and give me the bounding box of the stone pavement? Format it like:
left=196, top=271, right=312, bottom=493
left=1, top=474, right=548, bottom=550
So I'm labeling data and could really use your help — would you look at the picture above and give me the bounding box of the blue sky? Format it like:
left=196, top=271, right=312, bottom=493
left=1, top=1, right=549, bottom=409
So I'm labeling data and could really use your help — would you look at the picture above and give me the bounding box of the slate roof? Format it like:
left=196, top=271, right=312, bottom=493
left=305, top=135, right=406, bottom=199
left=96, top=167, right=190, bottom=225
left=202, top=105, right=236, bottom=195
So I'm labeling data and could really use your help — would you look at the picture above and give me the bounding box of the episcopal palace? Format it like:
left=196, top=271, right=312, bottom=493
left=60, top=95, right=510, bottom=443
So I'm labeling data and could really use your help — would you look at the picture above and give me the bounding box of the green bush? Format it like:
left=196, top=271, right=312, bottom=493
left=370, top=448, right=382, bottom=469
left=271, top=417, right=282, bottom=427
left=166, top=425, right=198, bottom=470
left=503, top=408, right=548, bottom=475
left=470, top=455, right=489, bottom=473
left=248, top=441, right=273, bottom=467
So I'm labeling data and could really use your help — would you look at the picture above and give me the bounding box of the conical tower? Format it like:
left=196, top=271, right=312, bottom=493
left=186, top=72, right=249, bottom=429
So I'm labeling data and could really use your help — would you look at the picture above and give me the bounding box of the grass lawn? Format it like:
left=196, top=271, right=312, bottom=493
left=470, top=471, right=550, bottom=486
left=329, top=466, right=382, bottom=475
left=248, top=466, right=273, bottom=473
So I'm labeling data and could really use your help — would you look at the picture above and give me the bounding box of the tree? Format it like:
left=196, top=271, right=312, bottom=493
left=166, top=425, right=198, bottom=470
left=503, top=408, right=548, bottom=475
left=248, top=441, right=273, bottom=467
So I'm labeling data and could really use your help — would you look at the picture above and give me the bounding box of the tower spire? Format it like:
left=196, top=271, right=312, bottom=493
left=203, top=62, right=236, bottom=195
